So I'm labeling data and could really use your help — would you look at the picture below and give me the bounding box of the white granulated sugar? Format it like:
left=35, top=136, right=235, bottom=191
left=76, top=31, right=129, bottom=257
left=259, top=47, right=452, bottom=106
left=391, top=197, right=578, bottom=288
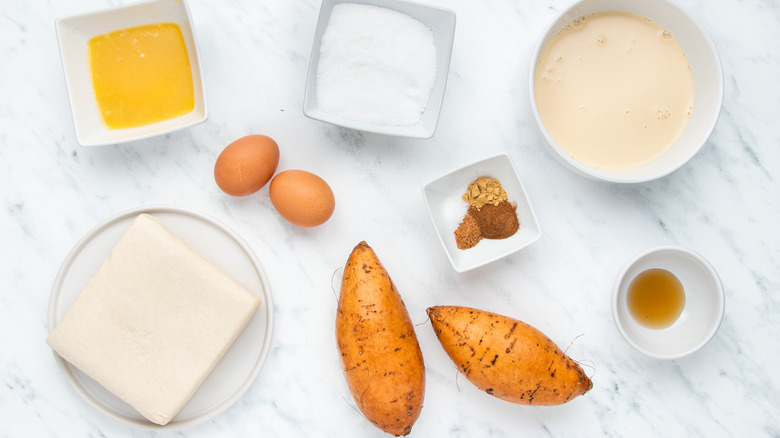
left=316, top=3, right=437, bottom=126
left=441, top=194, right=468, bottom=230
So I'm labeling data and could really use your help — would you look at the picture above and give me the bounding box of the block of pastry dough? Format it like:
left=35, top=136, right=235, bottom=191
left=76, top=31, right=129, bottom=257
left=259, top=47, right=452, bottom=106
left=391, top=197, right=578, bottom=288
left=46, top=213, right=261, bottom=425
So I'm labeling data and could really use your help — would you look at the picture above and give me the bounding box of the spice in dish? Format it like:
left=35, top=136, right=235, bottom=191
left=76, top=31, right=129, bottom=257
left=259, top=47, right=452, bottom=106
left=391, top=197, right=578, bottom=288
left=468, top=202, right=519, bottom=240
left=454, top=177, right=520, bottom=249
left=454, top=211, right=481, bottom=250
left=462, top=176, right=508, bottom=209
left=88, top=22, right=194, bottom=129
left=316, top=3, right=437, bottom=127
left=534, top=11, right=694, bottom=170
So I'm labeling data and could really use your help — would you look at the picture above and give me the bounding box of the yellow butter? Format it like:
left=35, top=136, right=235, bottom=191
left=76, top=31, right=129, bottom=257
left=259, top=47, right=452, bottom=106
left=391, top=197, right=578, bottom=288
left=88, top=23, right=194, bottom=129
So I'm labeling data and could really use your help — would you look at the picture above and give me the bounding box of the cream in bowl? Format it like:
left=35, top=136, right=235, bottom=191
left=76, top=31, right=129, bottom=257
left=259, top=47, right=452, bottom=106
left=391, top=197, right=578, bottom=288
left=530, top=0, right=723, bottom=182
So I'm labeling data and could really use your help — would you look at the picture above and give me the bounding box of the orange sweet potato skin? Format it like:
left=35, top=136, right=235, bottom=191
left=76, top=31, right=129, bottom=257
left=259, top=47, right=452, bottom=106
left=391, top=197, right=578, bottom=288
left=427, top=306, right=592, bottom=406
left=337, top=242, right=425, bottom=436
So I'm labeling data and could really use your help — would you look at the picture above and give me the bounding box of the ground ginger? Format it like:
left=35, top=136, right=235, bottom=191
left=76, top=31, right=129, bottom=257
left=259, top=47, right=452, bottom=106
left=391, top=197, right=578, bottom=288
left=462, top=176, right=508, bottom=210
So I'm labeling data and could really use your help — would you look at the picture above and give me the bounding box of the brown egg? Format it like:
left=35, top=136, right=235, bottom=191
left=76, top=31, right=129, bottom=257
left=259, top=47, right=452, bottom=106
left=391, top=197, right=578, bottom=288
left=269, top=170, right=335, bottom=227
left=214, top=135, right=280, bottom=196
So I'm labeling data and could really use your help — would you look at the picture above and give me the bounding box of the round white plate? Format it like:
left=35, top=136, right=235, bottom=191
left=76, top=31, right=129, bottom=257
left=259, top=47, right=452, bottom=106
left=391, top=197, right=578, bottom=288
left=47, top=205, right=274, bottom=428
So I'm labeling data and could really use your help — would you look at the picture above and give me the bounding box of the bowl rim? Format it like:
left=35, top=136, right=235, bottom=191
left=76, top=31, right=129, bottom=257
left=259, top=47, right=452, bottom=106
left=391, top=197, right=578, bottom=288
left=611, top=245, right=725, bottom=359
left=55, top=0, right=208, bottom=146
left=529, top=0, right=724, bottom=183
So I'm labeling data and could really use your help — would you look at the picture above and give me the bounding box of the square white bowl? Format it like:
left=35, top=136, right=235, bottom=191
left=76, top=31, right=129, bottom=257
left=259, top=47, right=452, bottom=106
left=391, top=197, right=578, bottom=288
left=303, top=0, right=456, bottom=139
left=423, top=154, right=542, bottom=272
left=56, top=0, right=208, bottom=146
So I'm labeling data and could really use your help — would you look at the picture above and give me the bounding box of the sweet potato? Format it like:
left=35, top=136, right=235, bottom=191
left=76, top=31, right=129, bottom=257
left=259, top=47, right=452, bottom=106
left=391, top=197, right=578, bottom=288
left=336, top=241, right=425, bottom=436
left=427, top=305, right=592, bottom=406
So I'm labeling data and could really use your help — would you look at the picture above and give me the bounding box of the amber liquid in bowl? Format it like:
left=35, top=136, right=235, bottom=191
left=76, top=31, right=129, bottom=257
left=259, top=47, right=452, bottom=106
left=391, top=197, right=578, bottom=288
left=627, top=268, right=685, bottom=329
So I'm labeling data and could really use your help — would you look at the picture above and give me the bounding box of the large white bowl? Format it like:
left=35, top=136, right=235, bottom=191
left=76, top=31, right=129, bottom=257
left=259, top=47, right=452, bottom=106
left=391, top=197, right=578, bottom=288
left=530, top=0, right=723, bottom=183
left=56, top=0, right=208, bottom=146
left=303, top=0, right=456, bottom=138
left=612, top=246, right=724, bottom=359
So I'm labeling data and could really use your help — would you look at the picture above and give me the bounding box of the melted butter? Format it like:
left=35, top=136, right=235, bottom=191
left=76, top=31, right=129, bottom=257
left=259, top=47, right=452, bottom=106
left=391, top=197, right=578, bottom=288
left=534, top=11, right=694, bottom=170
left=627, top=268, right=685, bottom=329
left=89, top=23, right=194, bottom=129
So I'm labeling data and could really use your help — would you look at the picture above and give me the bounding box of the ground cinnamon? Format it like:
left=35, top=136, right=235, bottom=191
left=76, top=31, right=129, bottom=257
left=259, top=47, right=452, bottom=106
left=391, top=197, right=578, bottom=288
left=469, top=202, right=519, bottom=239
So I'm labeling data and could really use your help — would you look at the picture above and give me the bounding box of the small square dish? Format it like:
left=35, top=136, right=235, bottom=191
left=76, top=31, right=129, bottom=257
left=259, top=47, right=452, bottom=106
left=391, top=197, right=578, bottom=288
left=423, top=154, right=542, bottom=272
left=303, top=0, right=456, bottom=138
left=56, top=0, right=207, bottom=146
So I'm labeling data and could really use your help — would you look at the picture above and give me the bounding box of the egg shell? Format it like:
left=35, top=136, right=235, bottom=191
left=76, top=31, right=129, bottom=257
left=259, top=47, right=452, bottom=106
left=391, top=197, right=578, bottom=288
left=214, top=135, right=280, bottom=196
left=270, top=170, right=335, bottom=227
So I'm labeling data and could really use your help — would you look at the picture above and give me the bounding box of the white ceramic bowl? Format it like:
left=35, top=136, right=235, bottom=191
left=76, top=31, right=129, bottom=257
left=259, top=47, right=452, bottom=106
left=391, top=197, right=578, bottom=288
left=303, top=0, right=456, bottom=138
left=612, top=246, right=724, bottom=359
left=530, top=0, right=723, bottom=183
left=56, top=0, right=207, bottom=146
left=423, top=154, right=542, bottom=272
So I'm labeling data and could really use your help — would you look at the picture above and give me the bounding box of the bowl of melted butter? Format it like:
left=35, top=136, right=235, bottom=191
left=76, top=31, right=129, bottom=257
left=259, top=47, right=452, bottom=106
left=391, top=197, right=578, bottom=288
left=56, top=0, right=207, bottom=146
left=530, top=0, right=723, bottom=183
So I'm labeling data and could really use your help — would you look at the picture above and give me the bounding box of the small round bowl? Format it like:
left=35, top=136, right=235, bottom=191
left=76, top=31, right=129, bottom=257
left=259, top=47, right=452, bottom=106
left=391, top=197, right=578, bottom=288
left=612, top=246, right=724, bottom=359
left=529, top=0, right=723, bottom=183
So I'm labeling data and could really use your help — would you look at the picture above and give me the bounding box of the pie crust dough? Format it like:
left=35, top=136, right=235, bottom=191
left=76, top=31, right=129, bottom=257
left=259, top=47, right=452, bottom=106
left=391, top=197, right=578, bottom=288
left=47, top=214, right=261, bottom=425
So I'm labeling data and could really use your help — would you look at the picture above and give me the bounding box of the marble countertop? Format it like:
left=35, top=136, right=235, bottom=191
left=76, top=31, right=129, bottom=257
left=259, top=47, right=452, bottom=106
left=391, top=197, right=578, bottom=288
left=2, top=0, right=778, bottom=436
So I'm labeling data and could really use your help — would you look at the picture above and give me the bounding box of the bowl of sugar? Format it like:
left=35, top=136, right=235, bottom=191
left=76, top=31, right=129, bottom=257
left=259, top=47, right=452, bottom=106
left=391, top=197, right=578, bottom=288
left=303, top=0, right=456, bottom=138
left=530, top=0, right=723, bottom=183
left=56, top=0, right=207, bottom=146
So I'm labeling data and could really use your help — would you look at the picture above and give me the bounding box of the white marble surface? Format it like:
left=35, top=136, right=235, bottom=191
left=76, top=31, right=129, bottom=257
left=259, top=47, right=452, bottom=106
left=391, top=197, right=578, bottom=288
left=1, top=0, right=779, bottom=436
